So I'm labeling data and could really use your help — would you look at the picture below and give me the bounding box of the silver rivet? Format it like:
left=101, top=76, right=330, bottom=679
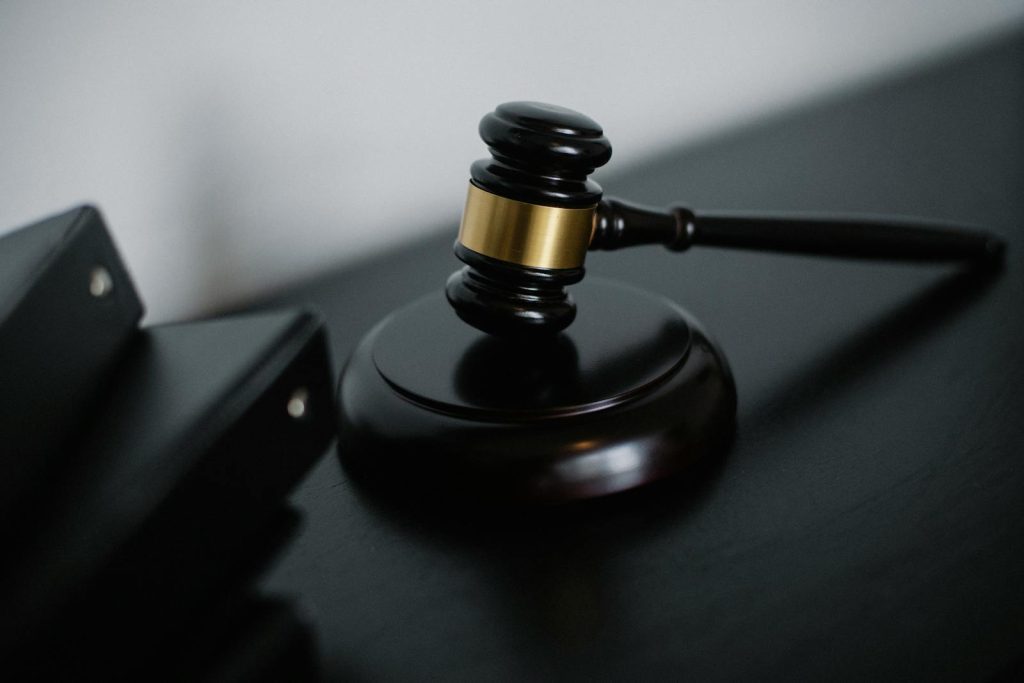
left=89, top=267, right=113, bottom=298
left=287, top=388, right=309, bottom=419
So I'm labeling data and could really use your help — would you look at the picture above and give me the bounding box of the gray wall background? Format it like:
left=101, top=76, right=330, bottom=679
left=2, top=1, right=1022, bottom=321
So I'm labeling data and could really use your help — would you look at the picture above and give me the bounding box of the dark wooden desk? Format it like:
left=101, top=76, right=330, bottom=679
left=251, top=32, right=1024, bottom=681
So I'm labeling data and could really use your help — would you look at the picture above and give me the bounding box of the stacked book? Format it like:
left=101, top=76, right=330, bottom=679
left=0, top=207, right=335, bottom=681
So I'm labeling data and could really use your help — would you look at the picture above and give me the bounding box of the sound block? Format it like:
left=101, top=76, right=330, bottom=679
left=338, top=278, right=737, bottom=503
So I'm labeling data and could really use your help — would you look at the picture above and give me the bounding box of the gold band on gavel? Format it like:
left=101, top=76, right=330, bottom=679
left=456, top=184, right=596, bottom=270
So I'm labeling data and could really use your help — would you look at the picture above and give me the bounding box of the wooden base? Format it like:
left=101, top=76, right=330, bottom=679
left=337, top=278, right=737, bottom=503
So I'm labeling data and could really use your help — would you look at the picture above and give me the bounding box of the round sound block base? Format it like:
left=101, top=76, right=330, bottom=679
left=337, top=278, right=737, bottom=504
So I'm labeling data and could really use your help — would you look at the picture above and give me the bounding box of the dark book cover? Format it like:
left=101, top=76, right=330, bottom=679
left=0, top=309, right=336, bottom=678
left=0, top=205, right=143, bottom=519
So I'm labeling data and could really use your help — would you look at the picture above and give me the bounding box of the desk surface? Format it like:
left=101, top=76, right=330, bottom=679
left=251, top=32, right=1024, bottom=681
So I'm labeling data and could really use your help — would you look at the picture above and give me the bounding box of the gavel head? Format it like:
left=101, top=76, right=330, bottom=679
left=445, top=101, right=612, bottom=338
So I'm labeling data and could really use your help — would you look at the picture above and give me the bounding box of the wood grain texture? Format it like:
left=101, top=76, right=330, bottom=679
left=248, top=31, right=1024, bottom=681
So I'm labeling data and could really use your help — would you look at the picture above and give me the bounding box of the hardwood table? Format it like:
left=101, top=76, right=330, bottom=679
left=249, top=30, right=1024, bottom=681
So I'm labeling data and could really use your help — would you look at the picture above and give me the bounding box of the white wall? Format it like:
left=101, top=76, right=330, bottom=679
left=2, top=1, right=1022, bottom=322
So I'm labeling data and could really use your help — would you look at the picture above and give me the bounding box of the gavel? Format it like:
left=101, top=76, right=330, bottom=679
left=446, top=101, right=1004, bottom=338
left=337, top=101, right=1006, bottom=504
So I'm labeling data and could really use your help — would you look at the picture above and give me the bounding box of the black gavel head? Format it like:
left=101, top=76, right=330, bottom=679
left=445, top=102, right=612, bottom=338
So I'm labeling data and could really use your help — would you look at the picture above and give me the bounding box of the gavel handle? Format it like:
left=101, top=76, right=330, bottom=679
left=591, top=197, right=1006, bottom=263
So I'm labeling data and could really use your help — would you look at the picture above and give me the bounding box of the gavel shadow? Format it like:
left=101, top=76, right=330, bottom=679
left=739, top=263, right=1001, bottom=435
left=338, top=263, right=1000, bottom=675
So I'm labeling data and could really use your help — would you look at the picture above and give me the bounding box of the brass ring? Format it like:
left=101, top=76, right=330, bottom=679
left=457, top=184, right=596, bottom=270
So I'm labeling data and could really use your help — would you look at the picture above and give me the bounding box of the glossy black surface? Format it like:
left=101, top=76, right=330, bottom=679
left=252, top=32, right=1024, bottom=681
left=592, top=195, right=1006, bottom=260
left=382, top=279, right=690, bottom=416
left=340, top=279, right=735, bottom=502
left=472, top=101, right=612, bottom=208
left=445, top=243, right=583, bottom=337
